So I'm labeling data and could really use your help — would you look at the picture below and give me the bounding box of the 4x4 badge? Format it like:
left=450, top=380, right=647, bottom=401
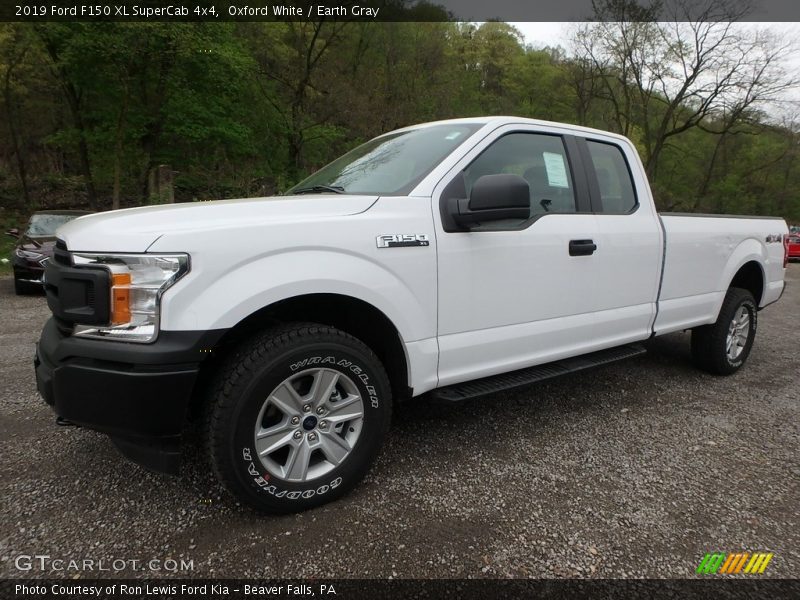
left=376, top=234, right=430, bottom=248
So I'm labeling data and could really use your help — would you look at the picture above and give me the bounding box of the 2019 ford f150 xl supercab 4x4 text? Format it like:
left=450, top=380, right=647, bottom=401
left=35, top=117, right=789, bottom=513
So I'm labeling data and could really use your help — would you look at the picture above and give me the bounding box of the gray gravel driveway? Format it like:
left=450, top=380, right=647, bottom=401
left=1, top=268, right=798, bottom=579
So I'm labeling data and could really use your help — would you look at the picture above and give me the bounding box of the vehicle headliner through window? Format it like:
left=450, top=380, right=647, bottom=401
left=287, top=123, right=483, bottom=196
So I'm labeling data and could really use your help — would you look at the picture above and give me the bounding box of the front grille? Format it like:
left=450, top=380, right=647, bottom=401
left=47, top=240, right=67, bottom=334
left=44, top=242, right=111, bottom=329
left=54, top=239, right=71, bottom=266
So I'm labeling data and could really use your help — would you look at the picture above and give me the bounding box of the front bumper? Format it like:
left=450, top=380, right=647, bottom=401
left=13, top=259, right=45, bottom=284
left=35, top=318, right=224, bottom=474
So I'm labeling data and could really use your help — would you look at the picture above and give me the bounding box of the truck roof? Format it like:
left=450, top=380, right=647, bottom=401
left=389, top=116, right=631, bottom=144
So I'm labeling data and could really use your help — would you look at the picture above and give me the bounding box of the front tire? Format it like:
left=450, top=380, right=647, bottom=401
left=691, top=288, right=757, bottom=375
left=206, top=323, right=391, bottom=513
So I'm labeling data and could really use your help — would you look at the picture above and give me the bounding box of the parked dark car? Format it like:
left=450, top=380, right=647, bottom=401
left=7, top=210, right=92, bottom=295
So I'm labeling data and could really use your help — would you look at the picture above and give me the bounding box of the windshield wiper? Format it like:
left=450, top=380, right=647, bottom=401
left=22, top=234, right=43, bottom=248
left=291, top=185, right=345, bottom=195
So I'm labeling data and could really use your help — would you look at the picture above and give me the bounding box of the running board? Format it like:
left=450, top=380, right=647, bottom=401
left=431, top=343, right=646, bottom=402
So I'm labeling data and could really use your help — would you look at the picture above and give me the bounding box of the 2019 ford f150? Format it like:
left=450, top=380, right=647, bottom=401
left=35, top=117, right=789, bottom=513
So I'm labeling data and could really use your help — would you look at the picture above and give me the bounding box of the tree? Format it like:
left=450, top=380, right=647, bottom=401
left=572, top=0, right=797, bottom=178
left=247, top=21, right=350, bottom=182
left=0, top=20, right=797, bottom=223
left=35, top=24, right=100, bottom=208
left=0, top=24, right=36, bottom=206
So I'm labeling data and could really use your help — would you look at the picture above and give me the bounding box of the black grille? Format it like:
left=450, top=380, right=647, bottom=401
left=49, top=239, right=72, bottom=335
left=44, top=244, right=111, bottom=328
left=53, top=239, right=71, bottom=266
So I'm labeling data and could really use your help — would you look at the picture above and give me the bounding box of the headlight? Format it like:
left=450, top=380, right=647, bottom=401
left=15, top=248, right=45, bottom=260
left=71, top=253, right=190, bottom=343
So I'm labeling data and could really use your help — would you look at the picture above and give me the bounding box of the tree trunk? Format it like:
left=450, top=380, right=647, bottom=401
left=112, top=88, right=129, bottom=210
left=68, top=90, right=98, bottom=210
left=645, top=137, right=664, bottom=180
left=695, top=132, right=727, bottom=210
left=3, top=81, right=30, bottom=207
left=3, top=41, right=31, bottom=207
left=39, top=33, right=99, bottom=209
left=147, top=165, right=174, bottom=204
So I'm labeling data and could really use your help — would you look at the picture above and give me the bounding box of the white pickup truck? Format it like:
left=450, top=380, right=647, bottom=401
left=36, top=117, right=789, bottom=513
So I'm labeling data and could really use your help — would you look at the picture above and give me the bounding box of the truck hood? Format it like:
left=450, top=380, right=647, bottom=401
left=56, top=194, right=378, bottom=252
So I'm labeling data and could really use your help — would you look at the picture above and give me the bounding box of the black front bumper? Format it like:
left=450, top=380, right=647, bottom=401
left=13, top=260, right=45, bottom=284
left=35, top=318, right=224, bottom=474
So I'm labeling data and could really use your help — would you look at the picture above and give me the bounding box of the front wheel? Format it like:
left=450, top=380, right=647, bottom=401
left=691, top=288, right=757, bottom=375
left=206, top=323, right=392, bottom=513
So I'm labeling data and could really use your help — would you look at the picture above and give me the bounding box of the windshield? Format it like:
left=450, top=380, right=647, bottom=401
left=26, top=213, right=83, bottom=237
left=287, top=123, right=483, bottom=196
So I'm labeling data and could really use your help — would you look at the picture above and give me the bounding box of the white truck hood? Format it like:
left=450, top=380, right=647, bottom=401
left=56, top=194, right=378, bottom=252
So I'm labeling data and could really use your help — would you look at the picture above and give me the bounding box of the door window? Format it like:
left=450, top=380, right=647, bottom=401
left=464, top=133, right=577, bottom=216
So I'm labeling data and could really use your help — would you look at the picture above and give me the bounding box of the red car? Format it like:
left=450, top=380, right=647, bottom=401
left=788, top=234, right=800, bottom=262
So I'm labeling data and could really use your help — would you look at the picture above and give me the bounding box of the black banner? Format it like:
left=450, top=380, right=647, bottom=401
left=3, top=579, right=800, bottom=600
left=2, top=0, right=800, bottom=22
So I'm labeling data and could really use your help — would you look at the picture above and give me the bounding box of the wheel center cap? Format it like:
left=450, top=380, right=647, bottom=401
left=302, top=416, right=318, bottom=431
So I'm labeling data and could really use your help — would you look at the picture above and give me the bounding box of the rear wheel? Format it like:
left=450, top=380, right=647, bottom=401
left=691, top=288, right=757, bottom=375
left=206, top=323, right=391, bottom=513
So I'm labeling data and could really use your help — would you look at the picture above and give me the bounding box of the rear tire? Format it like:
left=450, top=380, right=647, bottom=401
left=691, top=288, right=757, bottom=375
left=206, top=323, right=391, bottom=513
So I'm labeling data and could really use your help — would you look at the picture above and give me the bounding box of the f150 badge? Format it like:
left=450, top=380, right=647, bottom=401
left=376, top=234, right=430, bottom=248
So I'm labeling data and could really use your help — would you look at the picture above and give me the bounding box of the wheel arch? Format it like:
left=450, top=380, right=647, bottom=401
left=190, top=293, right=411, bottom=418
left=728, top=260, right=764, bottom=306
left=716, top=238, right=767, bottom=313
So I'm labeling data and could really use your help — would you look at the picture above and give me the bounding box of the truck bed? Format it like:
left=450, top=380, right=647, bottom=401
left=654, top=213, right=787, bottom=335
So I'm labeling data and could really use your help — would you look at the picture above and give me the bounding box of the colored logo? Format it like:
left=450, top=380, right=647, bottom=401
left=696, top=552, right=774, bottom=574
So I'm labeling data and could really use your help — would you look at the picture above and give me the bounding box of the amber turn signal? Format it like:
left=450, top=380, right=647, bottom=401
left=111, top=272, right=131, bottom=324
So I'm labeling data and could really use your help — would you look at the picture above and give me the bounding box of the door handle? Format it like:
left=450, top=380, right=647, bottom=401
left=569, top=239, right=597, bottom=256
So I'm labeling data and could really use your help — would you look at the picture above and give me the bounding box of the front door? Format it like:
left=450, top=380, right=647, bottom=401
left=433, top=125, right=655, bottom=387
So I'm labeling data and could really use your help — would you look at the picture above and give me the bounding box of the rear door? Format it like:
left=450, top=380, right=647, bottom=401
left=576, top=137, right=663, bottom=339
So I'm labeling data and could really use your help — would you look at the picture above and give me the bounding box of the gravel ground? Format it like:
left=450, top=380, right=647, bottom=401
left=0, top=268, right=798, bottom=580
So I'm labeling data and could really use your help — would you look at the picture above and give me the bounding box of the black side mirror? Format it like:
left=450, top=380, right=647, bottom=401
left=447, top=174, right=530, bottom=229
left=5, top=228, right=19, bottom=238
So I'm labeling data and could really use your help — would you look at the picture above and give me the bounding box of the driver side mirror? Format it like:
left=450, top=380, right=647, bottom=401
left=447, top=174, right=531, bottom=230
left=5, top=228, right=19, bottom=239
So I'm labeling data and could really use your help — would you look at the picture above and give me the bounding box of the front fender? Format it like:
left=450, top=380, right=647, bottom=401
left=159, top=247, right=435, bottom=343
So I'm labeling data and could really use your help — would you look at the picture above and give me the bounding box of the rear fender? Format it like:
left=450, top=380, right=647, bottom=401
left=712, top=238, right=766, bottom=316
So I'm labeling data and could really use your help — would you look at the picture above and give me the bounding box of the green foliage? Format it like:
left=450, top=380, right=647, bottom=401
left=0, top=21, right=797, bottom=223
left=0, top=211, right=21, bottom=275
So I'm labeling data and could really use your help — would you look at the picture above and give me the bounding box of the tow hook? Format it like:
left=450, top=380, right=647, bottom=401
left=56, top=416, right=79, bottom=428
